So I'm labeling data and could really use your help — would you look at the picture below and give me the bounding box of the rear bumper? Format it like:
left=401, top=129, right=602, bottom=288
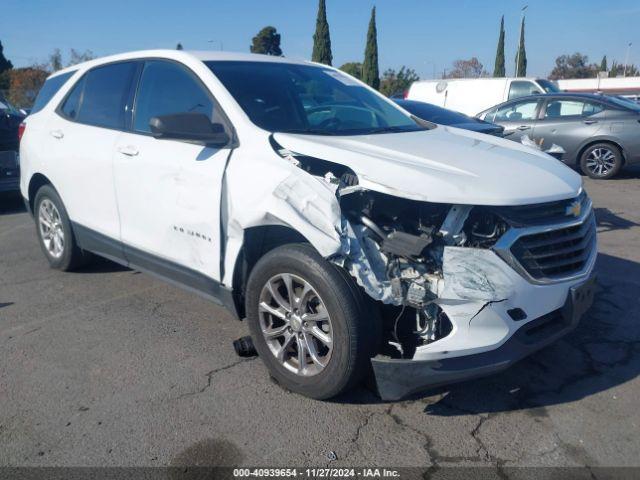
left=0, top=149, right=20, bottom=193
left=372, top=275, right=597, bottom=401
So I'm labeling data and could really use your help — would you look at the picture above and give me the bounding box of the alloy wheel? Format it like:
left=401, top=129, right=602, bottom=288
left=258, top=273, right=333, bottom=377
left=38, top=199, right=65, bottom=259
left=585, top=147, right=617, bottom=177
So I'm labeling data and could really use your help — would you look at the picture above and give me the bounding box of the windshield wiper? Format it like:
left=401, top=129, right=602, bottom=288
left=362, top=126, right=422, bottom=135
left=279, top=128, right=339, bottom=136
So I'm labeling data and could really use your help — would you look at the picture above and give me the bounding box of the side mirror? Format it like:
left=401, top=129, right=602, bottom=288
left=149, top=113, right=230, bottom=146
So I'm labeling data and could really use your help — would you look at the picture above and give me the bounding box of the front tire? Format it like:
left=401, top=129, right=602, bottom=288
left=34, top=185, right=89, bottom=271
left=580, top=143, right=622, bottom=179
left=245, top=244, right=377, bottom=400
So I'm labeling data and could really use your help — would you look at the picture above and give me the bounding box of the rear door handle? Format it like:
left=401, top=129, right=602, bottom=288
left=517, top=125, right=531, bottom=131
left=583, top=120, right=598, bottom=125
left=118, top=145, right=139, bottom=157
left=50, top=129, right=64, bottom=139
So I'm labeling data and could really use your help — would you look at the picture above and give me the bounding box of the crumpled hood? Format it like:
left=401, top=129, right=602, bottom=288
left=273, top=125, right=582, bottom=206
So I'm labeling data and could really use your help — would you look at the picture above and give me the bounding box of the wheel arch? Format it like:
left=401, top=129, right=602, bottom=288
left=27, top=173, right=55, bottom=214
left=230, top=224, right=314, bottom=320
left=576, top=138, right=627, bottom=166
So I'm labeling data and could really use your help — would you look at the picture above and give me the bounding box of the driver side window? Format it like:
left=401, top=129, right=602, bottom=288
left=134, top=60, right=217, bottom=133
left=494, top=100, right=539, bottom=122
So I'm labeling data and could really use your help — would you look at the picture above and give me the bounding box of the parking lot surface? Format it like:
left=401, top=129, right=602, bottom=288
left=1, top=168, right=640, bottom=475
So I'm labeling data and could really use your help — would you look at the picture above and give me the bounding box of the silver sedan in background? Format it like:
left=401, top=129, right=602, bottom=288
left=478, top=93, right=640, bottom=179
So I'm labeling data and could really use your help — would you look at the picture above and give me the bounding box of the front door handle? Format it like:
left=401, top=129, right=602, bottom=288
left=118, top=145, right=139, bottom=157
left=583, top=119, right=598, bottom=125
left=517, top=125, right=531, bottom=131
left=50, top=129, right=64, bottom=139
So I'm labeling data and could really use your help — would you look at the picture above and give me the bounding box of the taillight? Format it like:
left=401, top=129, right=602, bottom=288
left=18, top=122, right=26, bottom=143
left=403, top=90, right=409, bottom=99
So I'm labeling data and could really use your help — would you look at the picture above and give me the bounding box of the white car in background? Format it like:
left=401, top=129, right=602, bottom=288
left=19, top=50, right=596, bottom=400
left=406, top=77, right=560, bottom=116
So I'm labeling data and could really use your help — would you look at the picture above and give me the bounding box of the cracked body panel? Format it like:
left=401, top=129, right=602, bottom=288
left=217, top=126, right=597, bottom=400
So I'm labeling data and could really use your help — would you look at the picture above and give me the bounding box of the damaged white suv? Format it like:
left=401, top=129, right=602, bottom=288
left=20, top=51, right=597, bottom=400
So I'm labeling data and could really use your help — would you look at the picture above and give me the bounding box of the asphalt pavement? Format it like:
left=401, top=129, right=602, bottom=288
left=1, top=168, right=639, bottom=477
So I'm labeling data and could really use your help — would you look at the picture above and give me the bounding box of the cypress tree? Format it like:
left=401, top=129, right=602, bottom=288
left=362, top=6, right=380, bottom=90
left=0, top=41, right=13, bottom=75
left=515, top=17, right=527, bottom=77
left=600, top=55, right=607, bottom=72
left=493, top=16, right=505, bottom=77
left=312, top=0, right=332, bottom=65
left=176, top=43, right=184, bottom=51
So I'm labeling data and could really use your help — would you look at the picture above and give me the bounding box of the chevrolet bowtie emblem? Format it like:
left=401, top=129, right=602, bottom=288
left=566, top=200, right=582, bottom=218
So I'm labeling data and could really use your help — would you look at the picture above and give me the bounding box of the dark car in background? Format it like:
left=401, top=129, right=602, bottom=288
left=0, top=97, right=24, bottom=193
left=393, top=99, right=504, bottom=136
left=477, top=93, right=640, bottom=179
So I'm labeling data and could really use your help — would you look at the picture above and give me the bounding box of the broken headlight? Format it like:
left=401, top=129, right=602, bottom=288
left=463, top=208, right=509, bottom=249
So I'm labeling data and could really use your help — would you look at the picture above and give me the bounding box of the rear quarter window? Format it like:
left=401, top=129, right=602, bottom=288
left=30, top=71, right=75, bottom=114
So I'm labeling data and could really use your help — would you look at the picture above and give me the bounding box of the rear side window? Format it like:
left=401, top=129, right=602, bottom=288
left=134, top=60, right=215, bottom=133
left=60, top=77, right=85, bottom=120
left=494, top=99, right=540, bottom=121
left=31, top=71, right=75, bottom=114
left=544, top=100, right=605, bottom=118
left=60, top=62, right=137, bottom=129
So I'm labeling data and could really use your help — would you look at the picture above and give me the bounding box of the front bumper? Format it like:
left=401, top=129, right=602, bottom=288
left=372, top=274, right=597, bottom=401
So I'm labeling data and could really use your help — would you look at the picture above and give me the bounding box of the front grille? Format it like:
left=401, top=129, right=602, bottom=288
left=509, top=212, right=596, bottom=280
left=495, top=191, right=589, bottom=227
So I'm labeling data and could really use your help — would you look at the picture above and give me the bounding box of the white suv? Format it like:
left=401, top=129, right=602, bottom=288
left=20, top=50, right=597, bottom=400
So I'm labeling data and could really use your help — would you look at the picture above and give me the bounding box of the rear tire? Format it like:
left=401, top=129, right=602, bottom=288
left=245, top=243, right=378, bottom=400
left=579, top=143, right=622, bottom=179
left=34, top=185, right=90, bottom=271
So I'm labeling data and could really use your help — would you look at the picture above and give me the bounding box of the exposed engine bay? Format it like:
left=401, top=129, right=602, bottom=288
left=272, top=138, right=512, bottom=358
left=338, top=190, right=510, bottom=358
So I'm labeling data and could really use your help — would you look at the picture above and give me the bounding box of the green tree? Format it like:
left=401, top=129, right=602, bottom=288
left=609, top=61, right=618, bottom=78
left=362, top=6, right=379, bottom=90
left=380, top=67, right=419, bottom=97
left=514, top=17, right=527, bottom=77
left=600, top=55, right=607, bottom=72
left=0, top=40, right=12, bottom=75
left=339, top=62, right=362, bottom=80
left=176, top=43, right=184, bottom=51
left=312, top=0, right=332, bottom=65
left=619, top=64, right=639, bottom=77
left=250, top=26, right=282, bottom=56
left=6, top=66, right=49, bottom=108
left=0, top=71, right=9, bottom=91
left=549, top=53, right=598, bottom=79
left=493, top=15, right=505, bottom=77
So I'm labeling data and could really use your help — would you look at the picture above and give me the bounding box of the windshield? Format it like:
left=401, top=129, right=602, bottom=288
left=607, top=95, right=640, bottom=112
left=536, top=79, right=560, bottom=93
left=206, top=61, right=427, bottom=136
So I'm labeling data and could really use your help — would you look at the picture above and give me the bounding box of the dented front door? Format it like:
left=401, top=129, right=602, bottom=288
left=112, top=59, right=230, bottom=282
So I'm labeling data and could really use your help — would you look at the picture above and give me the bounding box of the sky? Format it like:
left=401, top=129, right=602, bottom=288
left=1, top=0, right=639, bottom=79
